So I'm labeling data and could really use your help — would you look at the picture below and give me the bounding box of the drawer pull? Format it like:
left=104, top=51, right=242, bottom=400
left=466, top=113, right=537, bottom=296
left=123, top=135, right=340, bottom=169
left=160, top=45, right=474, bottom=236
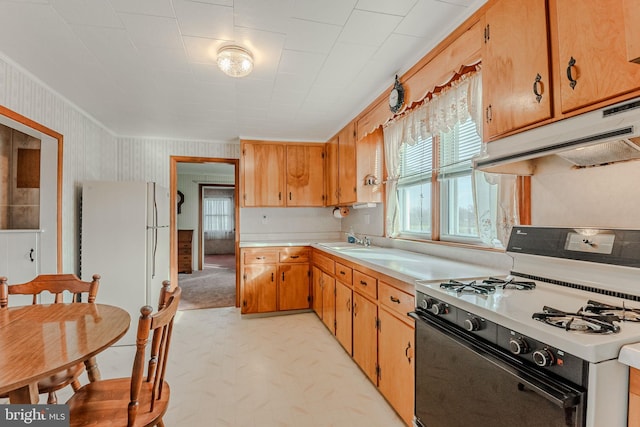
left=566, top=56, right=577, bottom=89
left=339, top=270, right=346, bottom=275
left=256, top=256, right=266, bottom=260
left=290, top=255, right=299, bottom=259
left=390, top=296, right=401, bottom=304
left=359, top=280, right=367, bottom=286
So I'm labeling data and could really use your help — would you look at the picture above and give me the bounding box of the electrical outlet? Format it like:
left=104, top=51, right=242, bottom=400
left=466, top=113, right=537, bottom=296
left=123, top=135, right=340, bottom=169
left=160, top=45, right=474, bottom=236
left=261, top=215, right=268, bottom=224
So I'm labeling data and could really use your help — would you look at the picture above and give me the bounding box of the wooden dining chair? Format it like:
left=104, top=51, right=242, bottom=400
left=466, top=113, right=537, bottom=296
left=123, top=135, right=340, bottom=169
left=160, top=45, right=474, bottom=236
left=0, top=273, right=100, bottom=404
left=66, top=282, right=181, bottom=427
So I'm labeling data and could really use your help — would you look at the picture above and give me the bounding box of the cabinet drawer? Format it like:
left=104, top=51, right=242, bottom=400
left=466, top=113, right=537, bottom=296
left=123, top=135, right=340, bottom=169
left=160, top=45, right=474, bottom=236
left=243, top=249, right=278, bottom=264
left=379, top=281, right=414, bottom=319
left=279, top=247, right=310, bottom=263
left=313, top=251, right=334, bottom=275
left=335, top=262, right=353, bottom=285
left=177, top=242, right=191, bottom=250
left=353, top=270, right=377, bottom=300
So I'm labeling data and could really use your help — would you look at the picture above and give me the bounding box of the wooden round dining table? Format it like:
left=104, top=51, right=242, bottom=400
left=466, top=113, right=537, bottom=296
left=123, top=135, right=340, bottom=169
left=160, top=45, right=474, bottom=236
left=0, top=303, right=130, bottom=403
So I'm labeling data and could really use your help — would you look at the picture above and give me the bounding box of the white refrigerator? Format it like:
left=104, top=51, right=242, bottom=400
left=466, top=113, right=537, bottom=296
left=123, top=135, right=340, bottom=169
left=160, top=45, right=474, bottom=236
left=81, top=181, right=170, bottom=345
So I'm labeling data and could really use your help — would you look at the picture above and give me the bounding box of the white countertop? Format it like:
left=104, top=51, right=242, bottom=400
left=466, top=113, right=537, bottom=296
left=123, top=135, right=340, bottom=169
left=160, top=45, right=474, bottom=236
left=311, top=243, right=508, bottom=286
left=619, top=344, right=640, bottom=369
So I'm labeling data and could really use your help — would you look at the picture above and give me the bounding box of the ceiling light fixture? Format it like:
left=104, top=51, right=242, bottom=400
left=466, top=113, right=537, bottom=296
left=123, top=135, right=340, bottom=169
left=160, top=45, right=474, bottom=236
left=216, top=45, right=254, bottom=78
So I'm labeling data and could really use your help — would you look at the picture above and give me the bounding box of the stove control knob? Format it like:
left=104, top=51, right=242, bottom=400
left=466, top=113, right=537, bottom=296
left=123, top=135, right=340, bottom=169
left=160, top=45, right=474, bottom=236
left=508, top=338, right=529, bottom=355
left=463, top=317, right=481, bottom=331
left=420, top=298, right=432, bottom=310
left=429, top=302, right=447, bottom=316
left=532, top=348, right=555, bottom=367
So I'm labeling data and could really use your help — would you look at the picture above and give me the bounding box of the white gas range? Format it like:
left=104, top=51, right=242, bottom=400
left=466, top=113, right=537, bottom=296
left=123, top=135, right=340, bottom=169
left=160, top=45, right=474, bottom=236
left=413, top=226, right=640, bottom=427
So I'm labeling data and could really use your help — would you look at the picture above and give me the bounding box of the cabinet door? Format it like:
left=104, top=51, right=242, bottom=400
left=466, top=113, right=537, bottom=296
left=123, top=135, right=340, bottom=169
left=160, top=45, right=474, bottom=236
left=335, top=281, right=353, bottom=355
left=483, top=0, right=552, bottom=138
left=321, top=273, right=336, bottom=333
left=555, top=0, right=640, bottom=113
left=378, top=309, right=415, bottom=426
left=338, top=125, right=357, bottom=204
left=242, top=143, right=285, bottom=207
left=352, top=292, right=377, bottom=384
left=356, top=128, right=383, bottom=203
left=278, top=263, right=310, bottom=310
left=311, top=265, right=323, bottom=317
left=286, top=145, right=325, bottom=206
left=325, top=136, right=339, bottom=206
left=241, top=264, right=277, bottom=314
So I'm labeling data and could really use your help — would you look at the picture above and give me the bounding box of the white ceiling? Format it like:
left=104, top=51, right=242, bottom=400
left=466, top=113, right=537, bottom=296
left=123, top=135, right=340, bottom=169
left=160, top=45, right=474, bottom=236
left=0, top=0, right=485, bottom=143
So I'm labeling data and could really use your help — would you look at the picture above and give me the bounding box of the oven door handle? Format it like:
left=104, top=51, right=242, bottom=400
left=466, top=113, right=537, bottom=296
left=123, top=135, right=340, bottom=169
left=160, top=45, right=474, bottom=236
left=409, top=310, right=583, bottom=409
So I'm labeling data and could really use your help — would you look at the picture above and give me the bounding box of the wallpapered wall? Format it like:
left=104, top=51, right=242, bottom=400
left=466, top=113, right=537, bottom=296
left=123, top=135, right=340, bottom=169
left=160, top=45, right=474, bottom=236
left=0, top=55, right=239, bottom=274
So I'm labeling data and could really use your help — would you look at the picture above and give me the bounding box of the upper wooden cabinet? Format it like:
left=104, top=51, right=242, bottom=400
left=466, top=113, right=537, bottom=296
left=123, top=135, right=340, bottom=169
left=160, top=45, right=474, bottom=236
left=241, top=142, right=285, bottom=207
left=326, top=123, right=357, bottom=206
left=241, top=140, right=325, bottom=207
left=553, top=0, right=640, bottom=113
left=356, top=127, right=384, bottom=204
left=482, top=0, right=552, bottom=139
left=286, top=144, right=325, bottom=206
left=624, top=0, right=640, bottom=63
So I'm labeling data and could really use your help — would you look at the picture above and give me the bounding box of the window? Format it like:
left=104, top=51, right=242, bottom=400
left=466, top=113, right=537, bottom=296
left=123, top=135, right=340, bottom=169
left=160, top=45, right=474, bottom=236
left=438, top=117, right=490, bottom=242
left=398, top=135, right=433, bottom=237
left=386, top=71, right=519, bottom=248
left=203, top=196, right=234, bottom=239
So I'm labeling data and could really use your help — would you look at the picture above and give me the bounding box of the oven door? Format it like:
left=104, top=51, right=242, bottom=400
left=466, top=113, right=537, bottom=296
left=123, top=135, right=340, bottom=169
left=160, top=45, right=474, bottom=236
left=410, top=311, right=586, bottom=427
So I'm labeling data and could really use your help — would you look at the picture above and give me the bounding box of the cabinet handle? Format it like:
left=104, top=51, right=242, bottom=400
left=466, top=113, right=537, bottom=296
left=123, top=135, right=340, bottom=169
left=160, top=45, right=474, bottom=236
left=279, top=192, right=282, bottom=201
left=483, top=23, right=490, bottom=43
left=533, top=73, right=543, bottom=103
left=29, top=248, right=34, bottom=262
left=271, top=272, right=274, bottom=282
left=390, top=296, right=400, bottom=304
left=289, top=192, right=292, bottom=201
left=347, top=298, right=351, bottom=312
left=256, top=256, right=266, bottom=260
left=290, top=255, right=299, bottom=259
left=566, top=56, right=577, bottom=89
left=405, top=341, right=412, bottom=363
left=359, top=280, right=367, bottom=286
left=485, top=105, right=492, bottom=123
left=339, top=270, right=346, bottom=275
left=282, top=272, right=285, bottom=282
left=353, top=302, right=358, bottom=316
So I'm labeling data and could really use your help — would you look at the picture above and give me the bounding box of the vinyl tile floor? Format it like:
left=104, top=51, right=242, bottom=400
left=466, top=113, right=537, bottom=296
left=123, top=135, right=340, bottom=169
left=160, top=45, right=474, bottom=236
left=42, top=307, right=407, bottom=426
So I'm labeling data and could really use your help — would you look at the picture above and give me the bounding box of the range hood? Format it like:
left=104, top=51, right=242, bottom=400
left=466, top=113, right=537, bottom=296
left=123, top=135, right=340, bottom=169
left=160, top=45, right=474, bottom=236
left=474, top=98, right=640, bottom=174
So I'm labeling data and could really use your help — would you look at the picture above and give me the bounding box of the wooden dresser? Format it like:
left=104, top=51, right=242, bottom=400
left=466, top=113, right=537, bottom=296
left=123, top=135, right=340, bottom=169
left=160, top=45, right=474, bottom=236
left=177, top=229, right=193, bottom=274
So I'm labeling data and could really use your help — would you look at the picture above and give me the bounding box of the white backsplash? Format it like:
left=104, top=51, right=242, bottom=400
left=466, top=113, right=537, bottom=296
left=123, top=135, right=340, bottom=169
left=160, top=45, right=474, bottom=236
left=240, top=207, right=342, bottom=242
left=531, top=156, right=640, bottom=228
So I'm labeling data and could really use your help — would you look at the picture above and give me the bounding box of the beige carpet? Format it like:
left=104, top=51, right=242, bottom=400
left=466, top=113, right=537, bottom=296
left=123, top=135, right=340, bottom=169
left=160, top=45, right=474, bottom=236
left=178, top=254, right=236, bottom=310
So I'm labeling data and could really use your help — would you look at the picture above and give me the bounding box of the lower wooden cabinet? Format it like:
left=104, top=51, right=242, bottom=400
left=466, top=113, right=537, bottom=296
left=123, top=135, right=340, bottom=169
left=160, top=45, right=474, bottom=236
left=335, top=280, right=353, bottom=355
left=321, top=272, right=336, bottom=333
left=630, top=367, right=640, bottom=427
left=353, top=291, right=378, bottom=384
left=312, top=248, right=415, bottom=426
left=242, top=263, right=277, bottom=313
left=240, top=247, right=310, bottom=314
left=378, top=308, right=415, bottom=426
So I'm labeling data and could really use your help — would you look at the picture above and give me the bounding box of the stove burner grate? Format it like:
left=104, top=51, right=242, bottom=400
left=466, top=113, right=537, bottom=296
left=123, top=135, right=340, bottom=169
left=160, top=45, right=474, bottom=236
left=482, top=277, right=536, bottom=290
left=440, top=280, right=495, bottom=295
left=583, top=300, right=640, bottom=322
left=532, top=305, right=621, bottom=334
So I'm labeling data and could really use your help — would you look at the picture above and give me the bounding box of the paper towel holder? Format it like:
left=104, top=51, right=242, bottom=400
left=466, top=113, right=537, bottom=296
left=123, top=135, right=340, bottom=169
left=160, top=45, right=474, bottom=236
left=332, top=207, right=350, bottom=218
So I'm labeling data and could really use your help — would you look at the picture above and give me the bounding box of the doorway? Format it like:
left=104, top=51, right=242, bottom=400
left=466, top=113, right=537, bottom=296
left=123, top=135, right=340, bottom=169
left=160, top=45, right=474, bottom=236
left=169, top=156, right=240, bottom=310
